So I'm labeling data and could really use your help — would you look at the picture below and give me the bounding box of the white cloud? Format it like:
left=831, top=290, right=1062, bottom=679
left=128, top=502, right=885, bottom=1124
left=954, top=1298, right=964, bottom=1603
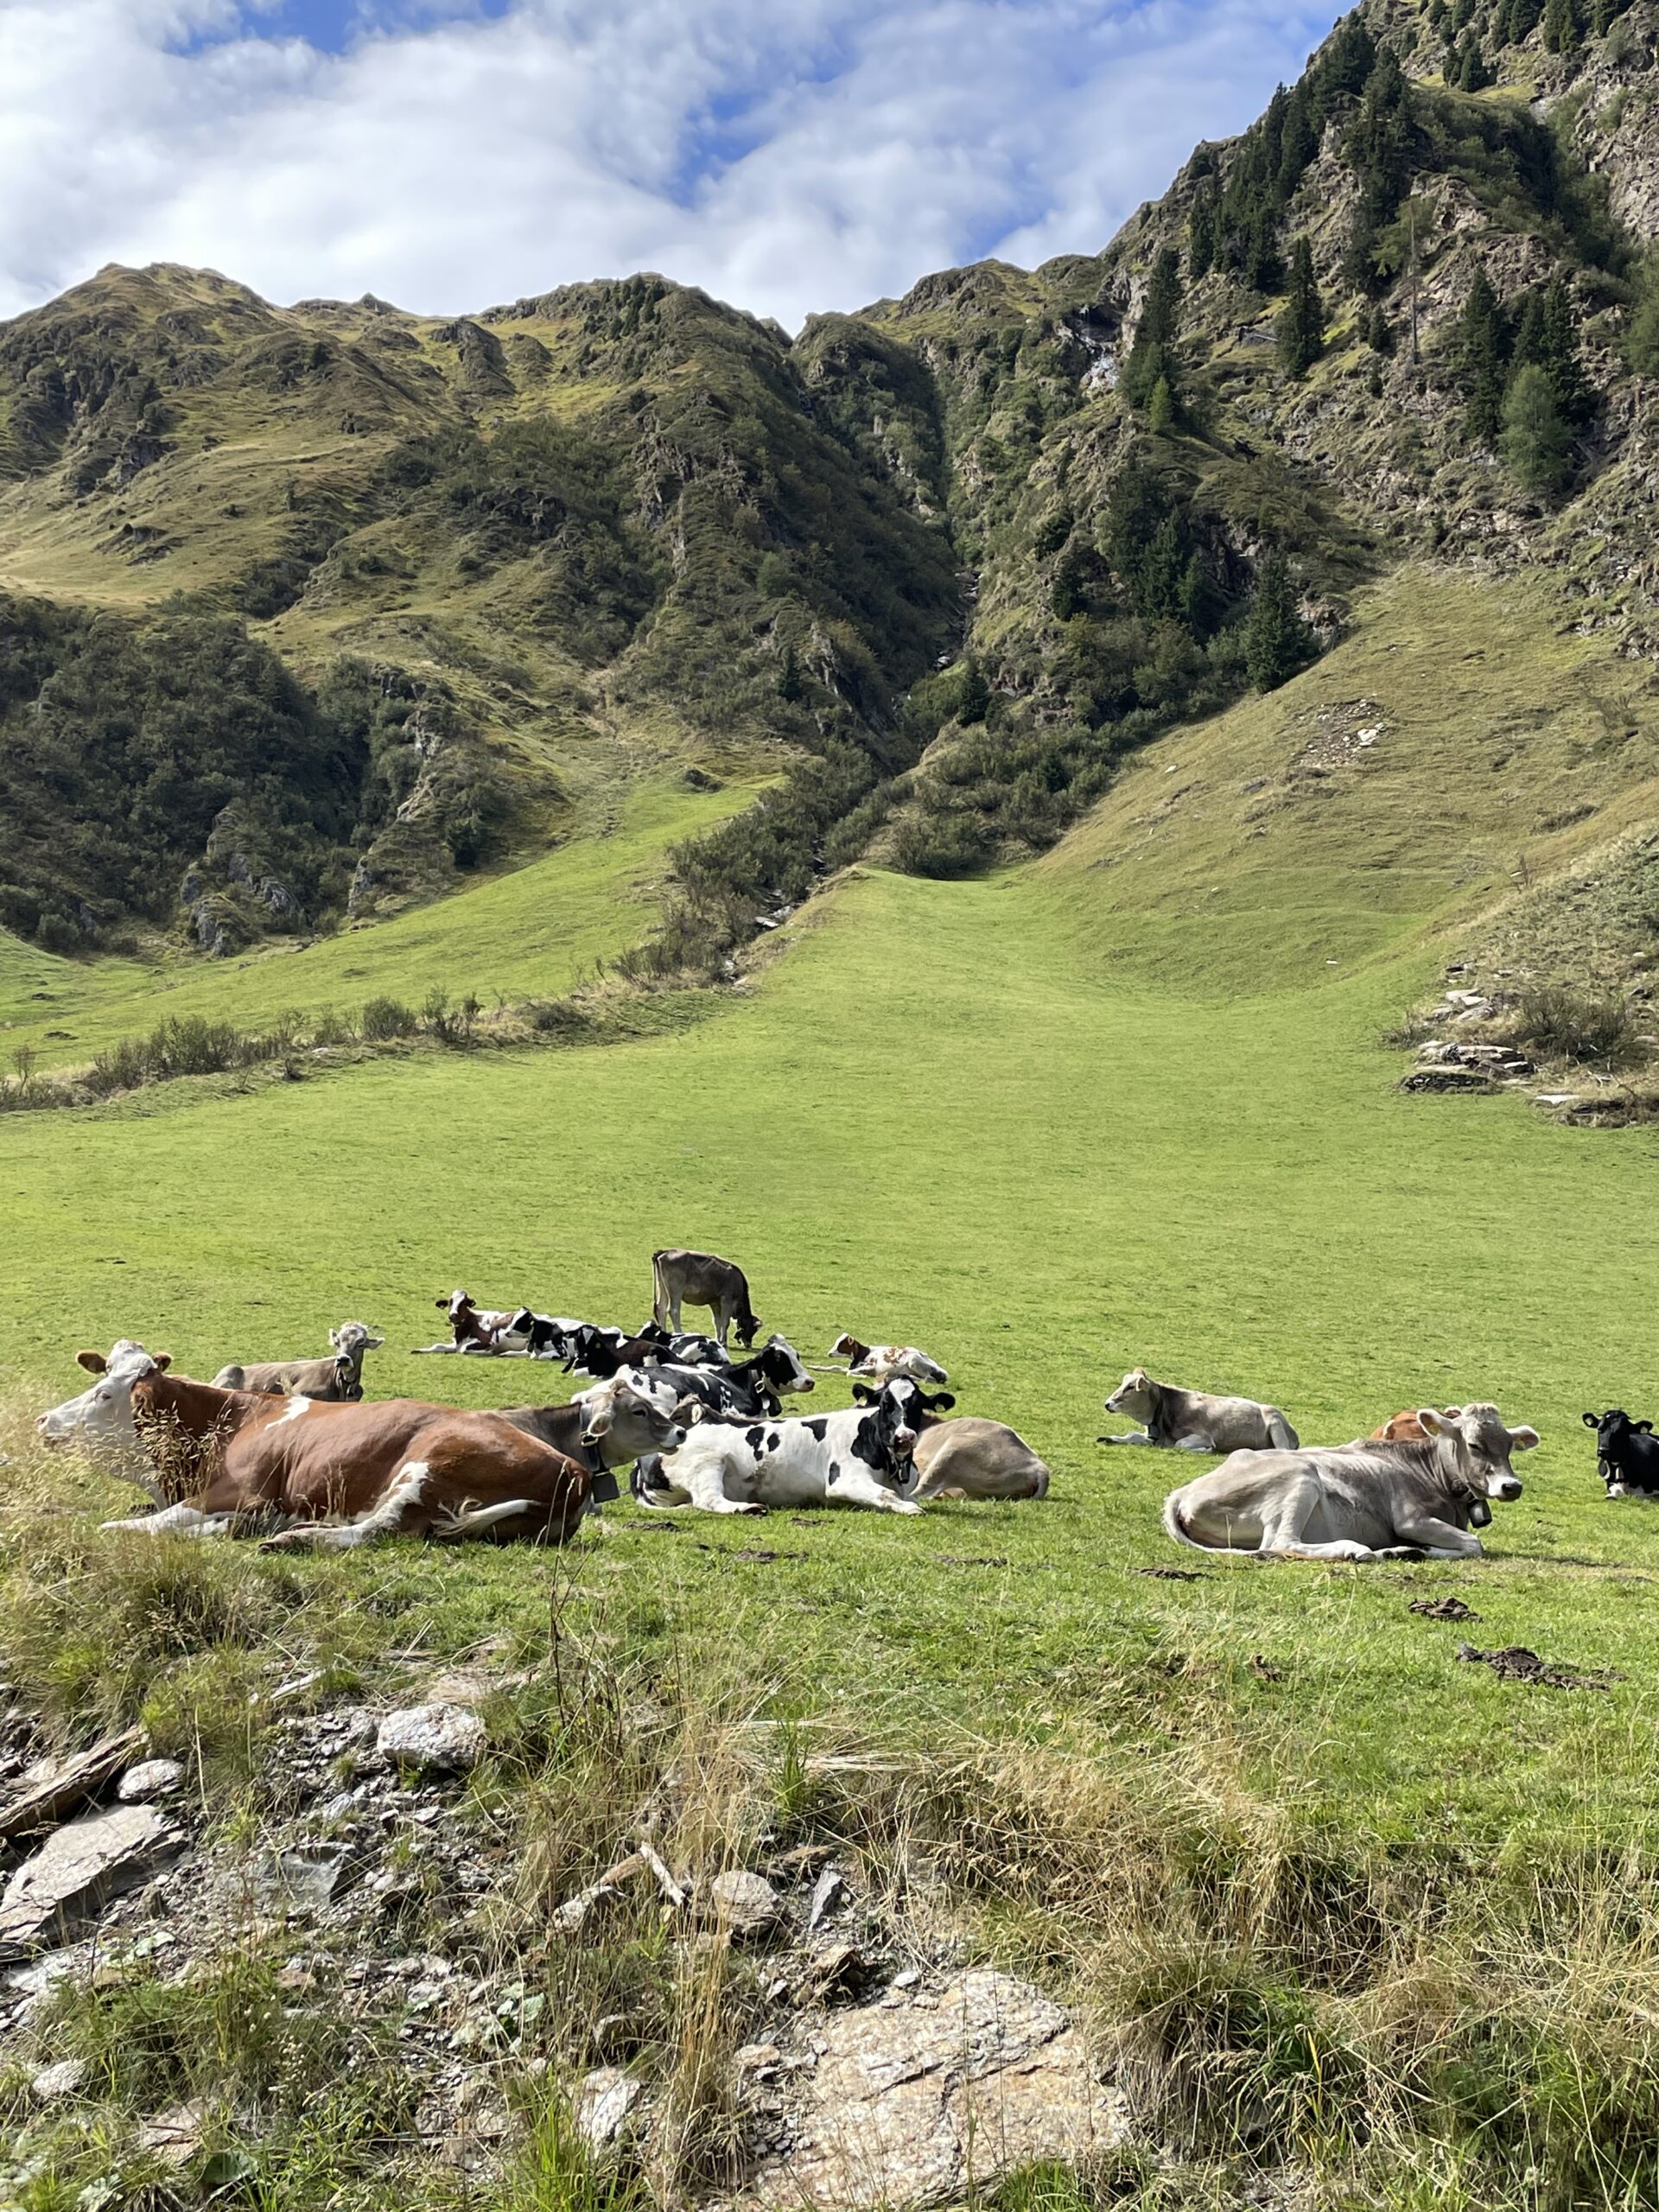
left=0, top=0, right=1342, bottom=328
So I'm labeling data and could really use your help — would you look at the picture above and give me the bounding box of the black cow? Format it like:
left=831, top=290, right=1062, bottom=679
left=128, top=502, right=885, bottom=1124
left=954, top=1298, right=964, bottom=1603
left=1584, top=1408, right=1659, bottom=1496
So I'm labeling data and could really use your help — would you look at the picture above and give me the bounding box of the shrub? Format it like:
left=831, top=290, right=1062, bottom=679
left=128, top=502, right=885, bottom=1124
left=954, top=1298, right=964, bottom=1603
left=1514, top=982, right=1636, bottom=1063
left=360, top=995, right=418, bottom=1041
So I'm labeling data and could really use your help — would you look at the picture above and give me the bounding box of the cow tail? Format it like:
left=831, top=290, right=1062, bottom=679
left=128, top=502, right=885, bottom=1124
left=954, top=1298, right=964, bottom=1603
left=1268, top=1413, right=1299, bottom=1450
left=1162, top=1488, right=1205, bottom=1550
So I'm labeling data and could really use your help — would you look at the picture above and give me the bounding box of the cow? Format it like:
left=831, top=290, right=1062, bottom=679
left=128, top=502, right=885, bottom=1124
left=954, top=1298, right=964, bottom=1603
left=631, top=1379, right=942, bottom=1516
left=101, top=1372, right=689, bottom=1549
left=423, top=1291, right=518, bottom=1353
left=1161, top=1403, right=1539, bottom=1561
left=1584, top=1408, right=1659, bottom=1497
left=213, top=1322, right=385, bottom=1401
left=1370, top=1407, right=1462, bottom=1443
left=830, top=1335, right=949, bottom=1386
left=651, top=1249, right=760, bottom=1348
left=644, top=1337, right=813, bottom=1421
left=38, top=1349, right=302, bottom=1503
left=1099, top=1367, right=1299, bottom=1452
left=909, top=1416, right=1049, bottom=1500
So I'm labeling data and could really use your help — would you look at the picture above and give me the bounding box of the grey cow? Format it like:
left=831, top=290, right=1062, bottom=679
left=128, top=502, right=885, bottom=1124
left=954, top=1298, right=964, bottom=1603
left=1163, top=1403, right=1539, bottom=1560
left=213, top=1321, right=385, bottom=1402
left=1098, top=1365, right=1299, bottom=1452
left=910, top=1417, right=1050, bottom=1500
left=651, top=1247, right=760, bottom=1347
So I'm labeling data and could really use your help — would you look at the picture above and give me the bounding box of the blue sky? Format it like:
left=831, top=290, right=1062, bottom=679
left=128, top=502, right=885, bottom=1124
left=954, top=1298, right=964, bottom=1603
left=0, top=0, right=1345, bottom=327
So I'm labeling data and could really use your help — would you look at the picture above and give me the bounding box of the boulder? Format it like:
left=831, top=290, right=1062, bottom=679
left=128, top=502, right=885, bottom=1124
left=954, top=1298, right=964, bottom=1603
left=118, top=1758, right=184, bottom=1803
left=376, top=1704, right=486, bottom=1773
left=710, top=1869, right=785, bottom=1936
left=747, top=1969, right=1125, bottom=2210
left=575, top=2066, right=645, bottom=2151
left=0, top=1804, right=178, bottom=1956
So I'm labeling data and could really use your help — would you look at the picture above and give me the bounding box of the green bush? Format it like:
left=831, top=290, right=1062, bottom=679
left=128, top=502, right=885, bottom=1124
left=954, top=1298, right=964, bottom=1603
left=1514, top=982, right=1636, bottom=1063
left=360, top=995, right=419, bottom=1041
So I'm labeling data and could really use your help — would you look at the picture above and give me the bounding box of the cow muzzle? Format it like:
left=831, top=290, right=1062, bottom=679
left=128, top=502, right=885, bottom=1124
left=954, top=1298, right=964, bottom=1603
left=1489, top=1474, right=1523, bottom=1503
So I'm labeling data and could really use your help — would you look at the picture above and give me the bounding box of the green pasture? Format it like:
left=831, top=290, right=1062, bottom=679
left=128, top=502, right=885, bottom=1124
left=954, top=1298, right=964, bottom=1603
left=4, top=848, right=1659, bottom=1850
left=0, top=772, right=750, bottom=1071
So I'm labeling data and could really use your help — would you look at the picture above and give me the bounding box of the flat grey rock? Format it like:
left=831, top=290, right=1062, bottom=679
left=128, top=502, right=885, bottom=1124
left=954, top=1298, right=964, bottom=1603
left=711, top=1869, right=785, bottom=1935
left=747, top=1969, right=1125, bottom=2209
left=252, top=1845, right=353, bottom=1913
left=118, top=1758, right=184, bottom=1803
left=0, top=1804, right=175, bottom=1956
left=575, top=2066, right=644, bottom=2150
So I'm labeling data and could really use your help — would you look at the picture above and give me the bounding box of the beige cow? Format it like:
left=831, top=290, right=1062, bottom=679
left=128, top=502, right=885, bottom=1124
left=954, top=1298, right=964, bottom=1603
left=1099, top=1365, right=1298, bottom=1452
left=910, top=1417, right=1049, bottom=1500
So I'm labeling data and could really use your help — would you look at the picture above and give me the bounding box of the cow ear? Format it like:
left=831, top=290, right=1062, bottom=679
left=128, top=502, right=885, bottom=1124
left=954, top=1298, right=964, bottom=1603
left=1637, top=1421, right=1656, bottom=1434
left=75, top=1351, right=109, bottom=1374
left=1415, top=1408, right=1451, bottom=1434
left=435, top=1297, right=448, bottom=1309
left=153, top=1354, right=173, bottom=1373
left=851, top=1382, right=877, bottom=1404
left=926, top=1391, right=956, bottom=1412
left=1507, top=1425, right=1540, bottom=1452
left=1584, top=1412, right=1601, bottom=1427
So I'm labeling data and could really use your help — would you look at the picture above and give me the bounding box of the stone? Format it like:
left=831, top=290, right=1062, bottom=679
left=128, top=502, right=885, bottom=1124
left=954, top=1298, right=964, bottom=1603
left=747, top=1969, right=1127, bottom=2210
left=118, top=1758, right=183, bottom=1803
left=29, top=2057, right=87, bottom=2101
left=0, top=1804, right=176, bottom=1956
left=377, top=1704, right=486, bottom=1773
left=710, top=1869, right=785, bottom=1936
left=807, top=1866, right=845, bottom=1931
left=140, top=2098, right=211, bottom=2165
left=253, top=1845, right=353, bottom=1913
left=575, top=2066, right=644, bottom=2150
left=0, top=1727, right=149, bottom=1838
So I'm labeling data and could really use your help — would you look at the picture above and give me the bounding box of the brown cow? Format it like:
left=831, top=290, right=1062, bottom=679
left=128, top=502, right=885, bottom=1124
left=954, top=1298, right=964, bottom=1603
left=213, top=1322, right=385, bottom=1401
left=39, top=1348, right=299, bottom=1502
left=651, top=1249, right=760, bottom=1347
left=1370, top=1406, right=1461, bottom=1443
left=96, top=1370, right=689, bottom=1550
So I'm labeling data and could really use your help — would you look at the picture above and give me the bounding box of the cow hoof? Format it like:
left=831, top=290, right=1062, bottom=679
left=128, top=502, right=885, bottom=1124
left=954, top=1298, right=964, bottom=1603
left=259, top=1530, right=313, bottom=1553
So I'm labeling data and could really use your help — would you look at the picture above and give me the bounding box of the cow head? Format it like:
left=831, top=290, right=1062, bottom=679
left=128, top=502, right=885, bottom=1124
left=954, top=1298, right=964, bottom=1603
left=850, top=1379, right=939, bottom=1486
left=439, top=1291, right=474, bottom=1317
left=1104, top=1367, right=1156, bottom=1423
left=329, top=1322, right=385, bottom=1358
left=1416, top=1402, right=1537, bottom=1502
left=733, top=1309, right=761, bottom=1351
left=830, top=1333, right=868, bottom=1363
left=751, top=1336, right=814, bottom=1395
left=38, top=1344, right=171, bottom=1481
left=575, top=1369, right=688, bottom=1461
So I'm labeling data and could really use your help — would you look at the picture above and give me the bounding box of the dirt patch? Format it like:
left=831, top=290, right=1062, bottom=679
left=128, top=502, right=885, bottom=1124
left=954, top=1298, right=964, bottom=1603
left=1456, top=1642, right=1622, bottom=1690
left=1409, top=1597, right=1481, bottom=1623
left=1137, top=1566, right=1207, bottom=1582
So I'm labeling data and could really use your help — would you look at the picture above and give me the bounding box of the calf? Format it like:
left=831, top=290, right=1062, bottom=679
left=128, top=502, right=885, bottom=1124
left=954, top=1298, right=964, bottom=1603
left=424, top=1291, right=518, bottom=1353
left=830, top=1334, right=949, bottom=1385
left=1584, top=1408, right=1659, bottom=1497
left=651, top=1248, right=760, bottom=1348
left=214, top=1321, right=385, bottom=1401
left=632, top=1378, right=941, bottom=1516
left=909, top=1415, right=1049, bottom=1500
left=1099, top=1366, right=1299, bottom=1452
left=1165, top=1404, right=1537, bottom=1560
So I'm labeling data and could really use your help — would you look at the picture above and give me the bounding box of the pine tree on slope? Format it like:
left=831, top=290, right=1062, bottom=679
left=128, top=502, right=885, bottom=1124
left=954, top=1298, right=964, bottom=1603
left=1278, top=236, right=1325, bottom=378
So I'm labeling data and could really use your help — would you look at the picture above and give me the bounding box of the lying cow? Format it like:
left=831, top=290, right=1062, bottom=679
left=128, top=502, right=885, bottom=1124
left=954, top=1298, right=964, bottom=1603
left=1099, top=1367, right=1299, bottom=1452
left=652, top=1248, right=760, bottom=1348
left=40, top=1346, right=303, bottom=1502
left=632, top=1379, right=943, bottom=1515
left=830, top=1334, right=949, bottom=1385
left=647, top=1337, right=813, bottom=1421
left=909, top=1415, right=1049, bottom=1500
left=1584, top=1408, right=1659, bottom=1497
left=420, top=1291, right=518, bottom=1353
left=1163, top=1403, right=1538, bottom=1561
left=102, top=1370, right=686, bottom=1549
left=1370, top=1407, right=1462, bottom=1443
left=213, top=1321, right=385, bottom=1401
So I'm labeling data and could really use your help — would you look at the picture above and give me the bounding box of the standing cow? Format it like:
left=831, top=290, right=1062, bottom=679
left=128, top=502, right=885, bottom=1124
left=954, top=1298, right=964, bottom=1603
left=651, top=1249, right=760, bottom=1348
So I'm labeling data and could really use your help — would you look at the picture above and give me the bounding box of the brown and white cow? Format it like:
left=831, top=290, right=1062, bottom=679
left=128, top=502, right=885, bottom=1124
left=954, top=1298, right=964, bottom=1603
left=422, top=1292, right=519, bottom=1353
left=651, top=1249, right=760, bottom=1348
left=40, top=1348, right=325, bottom=1502
left=830, top=1334, right=949, bottom=1386
left=213, top=1322, right=385, bottom=1401
left=99, top=1370, right=688, bottom=1550
left=1163, top=1404, right=1539, bottom=1561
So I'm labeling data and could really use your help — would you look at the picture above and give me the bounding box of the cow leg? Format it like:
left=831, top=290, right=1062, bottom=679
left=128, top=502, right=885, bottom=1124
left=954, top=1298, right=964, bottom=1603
left=261, top=1459, right=431, bottom=1552
left=430, top=1497, right=537, bottom=1539
left=100, top=1501, right=209, bottom=1535
left=825, top=1467, right=925, bottom=1515
left=1173, top=1433, right=1215, bottom=1452
left=1385, top=1516, right=1484, bottom=1558
left=1255, top=1479, right=1377, bottom=1562
left=682, top=1458, right=766, bottom=1514
left=1096, top=1430, right=1154, bottom=1446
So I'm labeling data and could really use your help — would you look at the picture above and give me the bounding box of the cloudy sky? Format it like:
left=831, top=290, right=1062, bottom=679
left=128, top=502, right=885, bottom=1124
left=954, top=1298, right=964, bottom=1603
left=2, top=0, right=1343, bottom=329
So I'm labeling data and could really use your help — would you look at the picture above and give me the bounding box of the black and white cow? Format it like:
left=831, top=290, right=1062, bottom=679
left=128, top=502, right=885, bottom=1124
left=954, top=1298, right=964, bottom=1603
left=1585, top=1408, right=1659, bottom=1497
left=630, top=1379, right=947, bottom=1515
left=648, top=1337, right=814, bottom=1421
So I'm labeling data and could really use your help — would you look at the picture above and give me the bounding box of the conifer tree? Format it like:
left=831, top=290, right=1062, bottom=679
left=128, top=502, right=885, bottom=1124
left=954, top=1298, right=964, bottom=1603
left=1189, top=184, right=1218, bottom=280
left=1626, top=263, right=1659, bottom=374
left=1122, top=248, right=1184, bottom=411
left=1458, top=267, right=1507, bottom=443
left=957, top=658, right=990, bottom=725
left=1542, top=0, right=1580, bottom=50
left=1277, top=235, right=1325, bottom=378
left=1501, top=363, right=1571, bottom=493
left=1147, top=375, right=1178, bottom=434
left=1541, top=274, right=1591, bottom=424
left=1510, top=288, right=1546, bottom=368
left=1367, top=304, right=1395, bottom=353
left=1505, top=0, right=1543, bottom=40
left=1244, top=553, right=1313, bottom=691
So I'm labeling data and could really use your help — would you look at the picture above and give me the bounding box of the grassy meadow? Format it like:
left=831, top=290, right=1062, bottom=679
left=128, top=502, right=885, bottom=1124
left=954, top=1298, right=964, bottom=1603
left=5, top=566, right=1659, bottom=2207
